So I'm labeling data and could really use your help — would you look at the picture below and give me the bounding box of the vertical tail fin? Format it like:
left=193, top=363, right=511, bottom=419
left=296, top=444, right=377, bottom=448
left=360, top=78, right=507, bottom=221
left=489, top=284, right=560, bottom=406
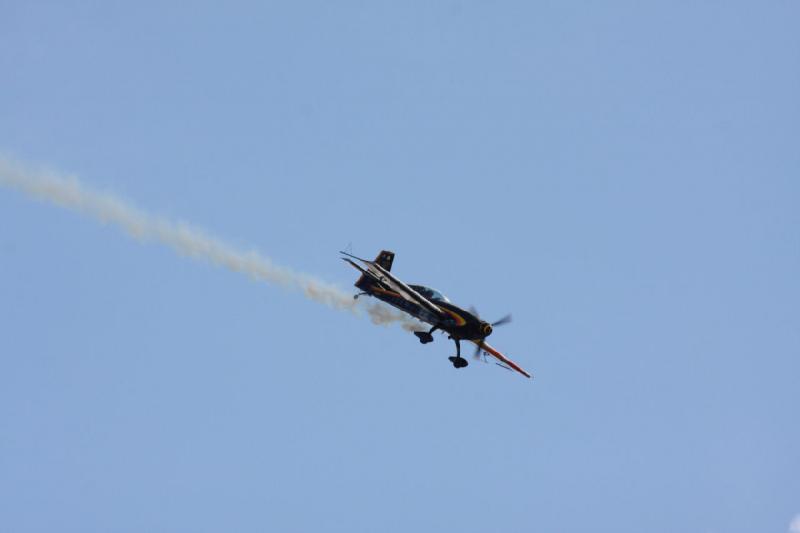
left=349, top=250, right=395, bottom=291
left=375, top=250, right=395, bottom=271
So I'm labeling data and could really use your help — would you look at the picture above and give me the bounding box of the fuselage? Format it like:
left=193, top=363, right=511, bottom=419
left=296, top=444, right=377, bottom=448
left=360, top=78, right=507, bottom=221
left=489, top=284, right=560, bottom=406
left=342, top=250, right=532, bottom=378
left=358, top=278, right=487, bottom=341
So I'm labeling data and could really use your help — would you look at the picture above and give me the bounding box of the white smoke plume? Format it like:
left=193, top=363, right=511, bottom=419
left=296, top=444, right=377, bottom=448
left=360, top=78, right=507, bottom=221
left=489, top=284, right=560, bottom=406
left=790, top=514, right=800, bottom=533
left=0, top=156, right=421, bottom=331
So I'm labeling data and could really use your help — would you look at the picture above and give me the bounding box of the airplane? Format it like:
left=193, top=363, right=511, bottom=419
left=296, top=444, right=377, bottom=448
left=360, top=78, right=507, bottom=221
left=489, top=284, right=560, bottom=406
left=341, top=250, right=532, bottom=379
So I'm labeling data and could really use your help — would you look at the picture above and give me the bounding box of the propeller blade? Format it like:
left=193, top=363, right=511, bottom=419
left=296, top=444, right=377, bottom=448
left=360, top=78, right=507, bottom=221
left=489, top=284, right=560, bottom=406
left=492, top=314, right=512, bottom=327
left=473, top=341, right=485, bottom=360
left=469, top=306, right=480, bottom=318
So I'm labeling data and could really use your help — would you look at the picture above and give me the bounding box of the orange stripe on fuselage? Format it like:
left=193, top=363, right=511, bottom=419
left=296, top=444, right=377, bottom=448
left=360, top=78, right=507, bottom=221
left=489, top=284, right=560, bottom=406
left=372, top=289, right=467, bottom=327
left=440, top=308, right=467, bottom=327
left=372, top=287, right=402, bottom=299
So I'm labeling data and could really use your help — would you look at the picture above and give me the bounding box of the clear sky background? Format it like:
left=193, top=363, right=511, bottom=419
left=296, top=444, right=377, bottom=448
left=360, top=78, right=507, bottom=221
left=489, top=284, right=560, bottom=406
left=1, top=2, right=798, bottom=532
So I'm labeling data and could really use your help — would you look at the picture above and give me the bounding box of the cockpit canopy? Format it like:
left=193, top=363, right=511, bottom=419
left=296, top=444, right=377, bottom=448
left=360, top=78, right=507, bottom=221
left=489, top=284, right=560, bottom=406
left=409, top=284, right=450, bottom=303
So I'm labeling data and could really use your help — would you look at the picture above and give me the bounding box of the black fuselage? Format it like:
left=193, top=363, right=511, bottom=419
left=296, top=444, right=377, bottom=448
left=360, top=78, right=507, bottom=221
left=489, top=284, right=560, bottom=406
left=356, top=277, right=488, bottom=341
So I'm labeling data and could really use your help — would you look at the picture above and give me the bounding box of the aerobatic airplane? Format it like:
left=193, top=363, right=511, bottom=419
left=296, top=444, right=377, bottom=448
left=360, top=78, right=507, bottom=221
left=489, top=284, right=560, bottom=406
left=341, top=250, right=532, bottom=378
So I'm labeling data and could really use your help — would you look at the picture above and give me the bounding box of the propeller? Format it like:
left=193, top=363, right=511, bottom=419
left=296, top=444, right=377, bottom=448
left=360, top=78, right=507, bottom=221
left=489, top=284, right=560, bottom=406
left=468, top=306, right=513, bottom=328
left=473, top=340, right=487, bottom=361
left=470, top=312, right=513, bottom=360
left=491, top=314, right=513, bottom=327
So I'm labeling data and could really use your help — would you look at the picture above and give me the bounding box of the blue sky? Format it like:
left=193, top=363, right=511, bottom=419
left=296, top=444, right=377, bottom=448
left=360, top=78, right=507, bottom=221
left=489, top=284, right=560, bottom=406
left=1, top=2, right=798, bottom=532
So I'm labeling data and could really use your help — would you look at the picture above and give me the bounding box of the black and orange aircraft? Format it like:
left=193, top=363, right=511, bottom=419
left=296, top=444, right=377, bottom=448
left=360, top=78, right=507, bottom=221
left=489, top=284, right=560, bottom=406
left=341, top=250, right=532, bottom=378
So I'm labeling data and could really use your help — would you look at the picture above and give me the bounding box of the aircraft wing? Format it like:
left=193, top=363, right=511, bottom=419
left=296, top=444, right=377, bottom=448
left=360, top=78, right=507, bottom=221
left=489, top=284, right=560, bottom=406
left=471, top=340, right=532, bottom=379
left=340, top=251, right=445, bottom=317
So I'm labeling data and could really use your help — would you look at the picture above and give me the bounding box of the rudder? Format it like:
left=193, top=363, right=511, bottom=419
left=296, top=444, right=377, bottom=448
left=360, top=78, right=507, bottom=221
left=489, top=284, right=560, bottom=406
left=375, top=250, right=395, bottom=271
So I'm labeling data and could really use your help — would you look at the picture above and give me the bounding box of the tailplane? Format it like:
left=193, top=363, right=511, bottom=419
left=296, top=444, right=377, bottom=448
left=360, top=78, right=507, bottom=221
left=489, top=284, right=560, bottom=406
left=341, top=249, right=395, bottom=292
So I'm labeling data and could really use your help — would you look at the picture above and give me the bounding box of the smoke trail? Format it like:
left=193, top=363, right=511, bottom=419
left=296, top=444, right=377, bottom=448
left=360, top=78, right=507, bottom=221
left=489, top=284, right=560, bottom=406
left=0, top=156, right=421, bottom=331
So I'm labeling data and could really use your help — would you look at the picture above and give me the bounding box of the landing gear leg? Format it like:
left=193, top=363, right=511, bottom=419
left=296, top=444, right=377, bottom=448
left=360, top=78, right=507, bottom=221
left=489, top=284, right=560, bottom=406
left=448, top=338, right=469, bottom=369
left=414, top=325, right=437, bottom=344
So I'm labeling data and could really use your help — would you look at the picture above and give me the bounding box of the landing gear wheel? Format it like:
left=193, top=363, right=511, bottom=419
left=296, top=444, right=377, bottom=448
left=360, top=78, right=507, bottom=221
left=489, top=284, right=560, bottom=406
left=448, top=356, right=469, bottom=369
left=414, top=331, right=434, bottom=344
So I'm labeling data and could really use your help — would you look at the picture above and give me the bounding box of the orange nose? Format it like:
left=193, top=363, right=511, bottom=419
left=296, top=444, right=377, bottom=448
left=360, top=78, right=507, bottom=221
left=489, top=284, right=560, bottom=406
left=482, top=323, right=493, bottom=336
